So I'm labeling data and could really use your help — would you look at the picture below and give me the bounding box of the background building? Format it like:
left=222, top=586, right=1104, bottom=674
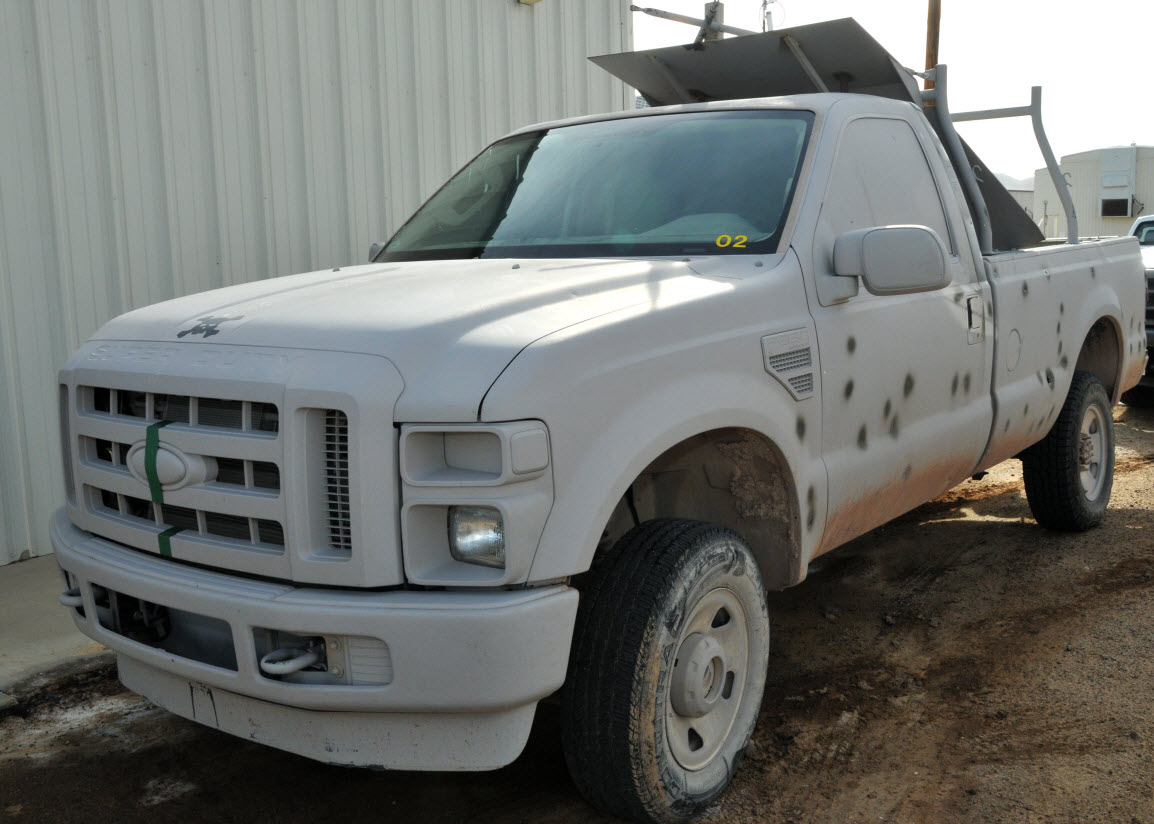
left=1033, top=145, right=1154, bottom=239
left=0, top=0, right=632, bottom=566
left=1006, top=189, right=1034, bottom=220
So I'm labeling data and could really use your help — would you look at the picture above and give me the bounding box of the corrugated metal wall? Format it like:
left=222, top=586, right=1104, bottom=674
left=0, top=0, right=631, bottom=565
left=1033, top=147, right=1154, bottom=239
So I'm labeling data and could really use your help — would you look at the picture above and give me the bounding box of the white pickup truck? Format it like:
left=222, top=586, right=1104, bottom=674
left=51, top=20, right=1146, bottom=824
left=1123, top=214, right=1154, bottom=406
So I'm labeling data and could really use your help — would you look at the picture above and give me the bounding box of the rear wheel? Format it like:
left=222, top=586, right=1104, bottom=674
left=561, top=519, right=769, bottom=823
left=1022, top=371, right=1115, bottom=530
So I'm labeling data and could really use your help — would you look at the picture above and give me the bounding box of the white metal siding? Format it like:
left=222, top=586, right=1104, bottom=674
left=1033, top=147, right=1154, bottom=239
left=0, top=0, right=631, bottom=565
left=1006, top=190, right=1034, bottom=219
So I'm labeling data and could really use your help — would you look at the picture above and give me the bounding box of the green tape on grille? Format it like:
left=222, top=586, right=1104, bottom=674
left=144, top=420, right=173, bottom=503
left=157, top=526, right=182, bottom=558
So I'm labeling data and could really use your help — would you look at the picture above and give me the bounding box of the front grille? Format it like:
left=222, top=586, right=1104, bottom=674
left=1146, top=273, right=1153, bottom=326
left=90, top=388, right=278, bottom=432
left=90, top=486, right=285, bottom=549
left=69, top=372, right=371, bottom=582
left=76, top=385, right=288, bottom=567
left=83, top=436, right=281, bottom=492
left=324, top=410, right=352, bottom=555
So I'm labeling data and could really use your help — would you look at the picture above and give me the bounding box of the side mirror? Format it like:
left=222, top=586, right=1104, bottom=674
left=833, top=225, right=949, bottom=295
left=368, top=241, right=385, bottom=262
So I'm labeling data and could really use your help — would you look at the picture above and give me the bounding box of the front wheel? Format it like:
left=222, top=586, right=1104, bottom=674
left=1022, top=370, right=1115, bottom=530
left=561, top=519, right=770, bottom=824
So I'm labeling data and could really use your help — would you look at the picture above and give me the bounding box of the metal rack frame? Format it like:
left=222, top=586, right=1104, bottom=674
left=930, top=65, right=1078, bottom=250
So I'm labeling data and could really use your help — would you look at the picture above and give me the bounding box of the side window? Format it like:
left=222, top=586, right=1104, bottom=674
left=822, top=117, right=953, bottom=250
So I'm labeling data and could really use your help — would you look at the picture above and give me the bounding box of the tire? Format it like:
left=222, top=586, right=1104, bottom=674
left=1121, top=384, right=1154, bottom=408
left=1022, top=370, right=1115, bottom=531
left=561, top=519, right=770, bottom=824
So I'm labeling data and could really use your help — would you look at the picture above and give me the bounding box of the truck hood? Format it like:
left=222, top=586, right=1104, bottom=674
left=1141, top=245, right=1154, bottom=271
left=92, top=257, right=731, bottom=420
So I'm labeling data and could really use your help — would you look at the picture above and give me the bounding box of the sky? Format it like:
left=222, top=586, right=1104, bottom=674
left=631, top=0, right=1154, bottom=184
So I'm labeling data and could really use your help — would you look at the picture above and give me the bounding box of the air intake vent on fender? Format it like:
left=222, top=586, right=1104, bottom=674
left=761, top=329, right=816, bottom=401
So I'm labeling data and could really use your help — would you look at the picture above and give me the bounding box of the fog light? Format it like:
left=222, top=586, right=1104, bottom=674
left=448, top=506, right=505, bottom=568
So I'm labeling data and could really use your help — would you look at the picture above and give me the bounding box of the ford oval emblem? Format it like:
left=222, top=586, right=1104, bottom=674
left=125, top=441, right=211, bottom=492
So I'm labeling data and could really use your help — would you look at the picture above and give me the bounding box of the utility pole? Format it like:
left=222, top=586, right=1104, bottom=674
left=924, top=0, right=941, bottom=91
left=700, top=2, right=724, bottom=43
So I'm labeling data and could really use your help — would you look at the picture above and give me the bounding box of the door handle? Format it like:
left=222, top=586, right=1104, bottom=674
left=966, top=295, right=984, bottom=344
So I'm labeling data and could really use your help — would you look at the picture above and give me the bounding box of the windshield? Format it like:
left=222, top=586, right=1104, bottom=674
left=377, top=110, right=813, bottom=261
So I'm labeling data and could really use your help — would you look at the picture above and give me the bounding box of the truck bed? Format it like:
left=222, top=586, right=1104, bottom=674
left=978, top=236, right=1147, bottom=470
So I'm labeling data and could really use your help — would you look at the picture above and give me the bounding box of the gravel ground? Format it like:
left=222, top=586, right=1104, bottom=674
left=2, top=404, right=1152, bottom=824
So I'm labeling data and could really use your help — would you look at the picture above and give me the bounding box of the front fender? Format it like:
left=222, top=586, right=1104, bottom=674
left=525, top=373, right=823, bottom=583
left=479, top=262, right=827, bottom=585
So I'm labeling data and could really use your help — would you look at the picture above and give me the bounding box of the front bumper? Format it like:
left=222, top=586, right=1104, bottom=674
left=51, top=510, right=579, bottom=769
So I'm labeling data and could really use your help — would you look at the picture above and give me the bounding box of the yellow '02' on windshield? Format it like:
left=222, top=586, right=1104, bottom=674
left=715, top=235, right=747, bottom=248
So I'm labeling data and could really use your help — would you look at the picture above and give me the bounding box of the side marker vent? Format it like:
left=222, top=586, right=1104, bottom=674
left=767, top=347, right=813, bottom=373
left=761, top=329, right=816, bottom=401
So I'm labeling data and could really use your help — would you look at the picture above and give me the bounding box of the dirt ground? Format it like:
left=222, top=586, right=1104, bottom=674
left=2, top=404, right=1152, bottom=824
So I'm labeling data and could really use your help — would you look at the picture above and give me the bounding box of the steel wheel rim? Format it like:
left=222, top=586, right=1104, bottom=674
left=1078, top=404, right=1107, bottom=500
left=665, top=587, right=749, bottom=771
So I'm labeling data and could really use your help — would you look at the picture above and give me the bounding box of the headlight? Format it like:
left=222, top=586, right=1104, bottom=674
left=448, top=506, right=505, bottom=568
left=400, top=421, right=550, bottom=585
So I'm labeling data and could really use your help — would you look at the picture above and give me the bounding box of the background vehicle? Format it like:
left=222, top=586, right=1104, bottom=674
left=51, top=19, right=1146, bottom=824
left=1122, top=214, right=1154, bottom=406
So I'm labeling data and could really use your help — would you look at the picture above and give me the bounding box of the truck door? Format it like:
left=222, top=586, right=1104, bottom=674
left=804, top=114, right=995, bottom=552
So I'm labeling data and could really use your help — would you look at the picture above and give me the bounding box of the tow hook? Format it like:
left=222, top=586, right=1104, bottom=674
left=59, top=588, right=83, bottom=608
left=259, top=647, right=321, bottom=676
